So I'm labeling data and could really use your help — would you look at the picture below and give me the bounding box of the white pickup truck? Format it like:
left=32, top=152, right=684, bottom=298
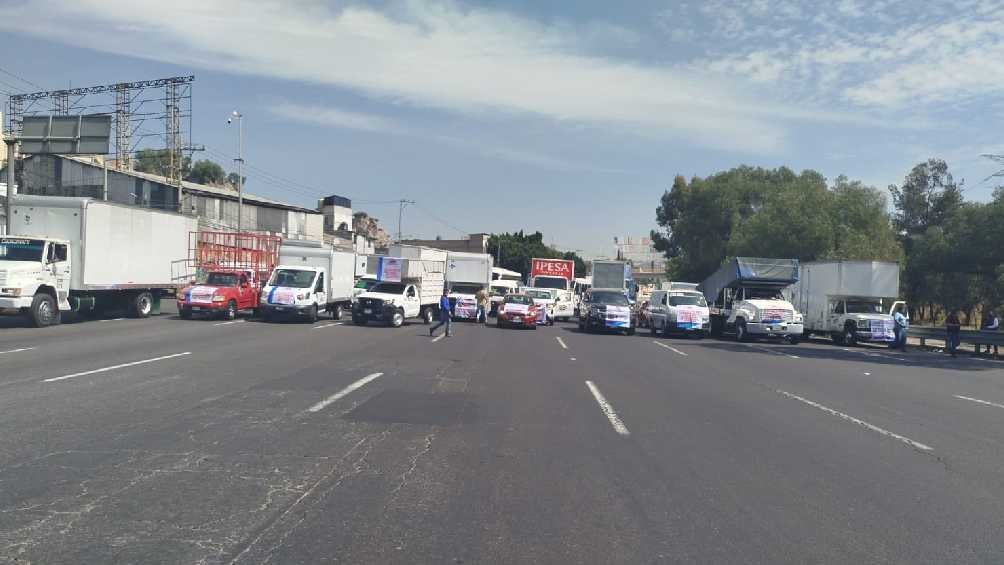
left=352, top=246, right=446, bottom=327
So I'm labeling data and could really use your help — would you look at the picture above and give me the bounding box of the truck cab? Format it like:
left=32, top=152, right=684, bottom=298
left=259, top=265, right=327, bottom=323
left=529, top=275, right=574, bottom=321
left=648, top=288, right=710, bottom=338
left=0, top=237, right=71, bottom=326
left=448, top=282, right=485, bottom=321
left=177, top=269, right=258, bottom=320
left=826, top=298, right=903, bottom=346
left=353, top=281, right=433, bottom=327
left=713, top=285, right=804, bottom=343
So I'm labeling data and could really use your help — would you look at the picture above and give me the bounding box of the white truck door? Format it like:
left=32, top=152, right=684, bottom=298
left=49, top=242, right=72, bottom=309
left=404, top=285, right=420, bottom=317
left=313, top=271, right=327, bottom=308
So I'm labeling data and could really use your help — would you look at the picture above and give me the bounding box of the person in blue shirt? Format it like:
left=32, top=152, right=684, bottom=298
left=430, top=289, right=452, bottom=338
left=892, top=305, right=908, bottom=352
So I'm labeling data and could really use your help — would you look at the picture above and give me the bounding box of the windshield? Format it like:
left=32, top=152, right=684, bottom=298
left=354, top=279, right=377, bottom=290
left=0, top=238, right=45, bottom=262
left=669, top=294, right=707, bottom=307
left=450, top=284, right=483, bottom=295
left=533, top=276, right=569, bottom=290
left=746, top=287, right=784, bottom=300
left=505, top=295, right=535, bottom=306
left=206, top=272, right=240, bottom=286
left=845, top=300, right=883, bottom=314
left=371, top=282, right=406, bottom=294
left=525, top=289, right=555, bottom=300
left=490, top=286, right=512, bottom=297
left=268, top=269, right=315, bottom=288
left=589, top=291, right=630, bottom=306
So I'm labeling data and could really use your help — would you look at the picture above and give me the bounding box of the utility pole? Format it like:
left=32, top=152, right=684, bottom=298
left=4, top=137, right=16, bottom=236
left=229, top=111, right=244, bottom=233
left=397, top=199, right=415, bottom=242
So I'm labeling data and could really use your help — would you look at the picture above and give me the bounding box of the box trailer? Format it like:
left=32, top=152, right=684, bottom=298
left=0, top=195, right=195, bottom=326
left=446, top=251, right=493, bottom=320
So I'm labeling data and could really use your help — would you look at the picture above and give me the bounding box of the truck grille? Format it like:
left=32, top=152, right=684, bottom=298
left=760, top=309, right=793, bottom=323
left=358, top=297, right=384, bottom=309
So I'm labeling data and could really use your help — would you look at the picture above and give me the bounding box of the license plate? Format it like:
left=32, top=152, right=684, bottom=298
left=191, top=307, right=202, bottom=311
left=513, top=316, right=522, bottom=322
left=364, top=308, right=373, bottom=314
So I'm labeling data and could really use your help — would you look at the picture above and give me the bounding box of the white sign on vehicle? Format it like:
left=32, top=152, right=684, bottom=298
left=605, top=306, right=630, bottom=328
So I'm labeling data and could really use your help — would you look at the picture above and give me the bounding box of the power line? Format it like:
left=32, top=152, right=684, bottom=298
left=413, top=202, right=469, bottom=236
left=0, top=66, right=45, bottom=90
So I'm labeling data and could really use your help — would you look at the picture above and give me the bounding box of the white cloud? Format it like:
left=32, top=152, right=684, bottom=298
left=0, top=0, right=881, bottom=155
left=272, top=103, right=407, bottom=134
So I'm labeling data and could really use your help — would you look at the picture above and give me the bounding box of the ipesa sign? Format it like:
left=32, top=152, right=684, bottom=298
left=530, top=258, right=575, bottom=281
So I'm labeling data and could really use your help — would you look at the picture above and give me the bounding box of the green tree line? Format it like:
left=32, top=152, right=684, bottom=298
left=651, top=162, right=1003, bottom=324
left=134, top=149, right=242, bottom=187
left=488, top=231, right=587, bottom=280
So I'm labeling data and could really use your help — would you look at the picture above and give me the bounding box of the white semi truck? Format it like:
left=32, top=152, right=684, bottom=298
left=352, top=245, right=446, bottom=327
left=259, top=241, right=357, bottom=323
left=0, top=196, right=195, bottom=327
left=702, top=257, right=804, bottom=343
left=446, top=251, right=493, bottom=321
left=789, top=260, right=905, bottom=346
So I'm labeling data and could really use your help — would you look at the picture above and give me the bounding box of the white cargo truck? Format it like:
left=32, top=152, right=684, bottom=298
left=0, top=196, right=195, bottom=327
left=259, top=241, right=357, bottom=322
left=789, top=260, right=905, bottom=346
left=702, top=257, right=804, bottom=343
left=352, top=245, right=446, bottom=327
left=446, top=251, right=493, bottom=321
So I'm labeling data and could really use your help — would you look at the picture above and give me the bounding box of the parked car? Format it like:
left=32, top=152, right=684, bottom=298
left=577, top=289, right=636, bottom=335
left=496, top=294, right=541, bottom=329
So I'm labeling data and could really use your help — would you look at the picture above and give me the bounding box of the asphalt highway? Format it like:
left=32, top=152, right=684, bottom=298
left=2, top=308, right=1004, bottom=564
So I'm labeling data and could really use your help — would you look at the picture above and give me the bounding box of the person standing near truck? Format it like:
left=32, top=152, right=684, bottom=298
left=475, top=288, right=489, bottom=325
left=946, top=311, right=962, bottom=358
left=893, top=305, right=909, bottom=352
left=430, top=289, right=452, bottom=338
left=980, top=310, right=999, bottom=356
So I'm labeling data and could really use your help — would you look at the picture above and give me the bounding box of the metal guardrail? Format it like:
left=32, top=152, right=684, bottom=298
left=909, top=326, right=1003, bottom=357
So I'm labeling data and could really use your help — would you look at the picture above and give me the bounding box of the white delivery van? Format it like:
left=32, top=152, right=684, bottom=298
left=259, top=241, right=356, bottom=322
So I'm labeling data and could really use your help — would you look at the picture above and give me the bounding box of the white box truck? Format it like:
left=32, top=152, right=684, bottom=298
left=259, top=241, right=357, bottom=323
left=446, top=251, right=493, bottom=320
left=789, top=261, right=905, bottom=346
left=0, top=195, right=196, bottom=327
left=352, top=245, right=446, bottom=327
left=702, top=257, right=804, bottom=343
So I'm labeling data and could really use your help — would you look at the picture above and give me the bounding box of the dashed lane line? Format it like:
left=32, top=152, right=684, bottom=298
left=585, top=380, right=631, bottom=436
left=307, top=372, right=384, bottom=413
left=954, top=395, right=1004, bottom=410
left=430, top=334, right=446, bottom=343
left=43, top=352, right=193, bottom=383
left=213, top=320, right=247, bottom=327
left=555, top=336, right=568, bottom=350
left=0, top=347, right=33, bottom=355
left=776, top=389, right=933, bottom=452
left=652, top=340, right=688, bottom=356
left=313, top=322, right=343, bottom=329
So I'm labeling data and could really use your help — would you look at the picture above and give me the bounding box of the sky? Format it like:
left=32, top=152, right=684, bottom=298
left=2, top=0, right=1003, bottom=256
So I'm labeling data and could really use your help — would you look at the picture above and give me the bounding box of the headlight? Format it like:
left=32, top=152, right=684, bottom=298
left=856, top=319, right=870, bottom=329
left=297, top=292, right=309, bottom=300
left=1, top=288, right=22, bottom=297
left=793, top=312, right=803, bottom=323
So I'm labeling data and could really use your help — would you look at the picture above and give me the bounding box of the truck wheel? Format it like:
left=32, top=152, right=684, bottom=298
left=332, top=304, right=344, bottom=320
left=131, top=292, right=154, bottom=318
left=30, top=293, right=60, bottom=327
left=843, top=326, right=857, bottom=347
left=736, top=320, right=748, bottom=342
left=308, top=305, right=318, bottom=324
left=650, top=320, right=658, bottom=336
left=224, top=300, right=238, bottom=321
left=787, top=336, right=801, bottom=345
left=626, top=327, right=636, bottom=336
left=390, top=309, right=404, bottom=328
left=423, top=307, right=434, bottom=324
left=180, top=308, right=192, bottom=320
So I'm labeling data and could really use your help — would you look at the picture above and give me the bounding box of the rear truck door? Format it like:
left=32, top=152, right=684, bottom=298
left=404, top=285, right=420, bottom=318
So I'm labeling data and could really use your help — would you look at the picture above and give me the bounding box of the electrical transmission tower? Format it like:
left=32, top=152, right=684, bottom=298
left=983, top=154, right=1004, bottom=183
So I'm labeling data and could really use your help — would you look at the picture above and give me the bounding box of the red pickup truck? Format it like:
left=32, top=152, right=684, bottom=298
left=177, top=269, right=261, bottom=320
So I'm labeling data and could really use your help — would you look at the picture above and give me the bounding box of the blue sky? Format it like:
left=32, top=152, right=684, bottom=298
left=3, top=0, right=1003, bottom=256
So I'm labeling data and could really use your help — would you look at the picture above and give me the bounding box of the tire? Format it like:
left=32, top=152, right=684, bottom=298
left=650, top=320, right=657, bottom=336
left=787, top=336, right=801, bottom=345
left=497, top=319, right=504, bottom=329
left=224, top=300, right=238, bottom=321
left=531, top=324, right=538, bottom=330
left=390, top=309, right=404, bottom=328
left=843, top=326, right=857, bottom=347
left=30, top=293, right=60, bottom=327
left=736, top=320, right=748, bottom=342
left=423, top=307, right=435, bottom=324
left=332, top=304, right=344, bottom=320
left=353, top=315, right=367, bottom=326
left=627, top=327, right=636, bottom=336
left=307, top=305, right=318, bottom=324
left=697, top=331, right=707, bottom=340
left=131, top=291, right=153, bottom=318
left=831, top=332, right=844, bottom=345
left=262, top=312, right=273, bottom=323
left=179, top=308, right=192, bottom=320
left=251, top=308, right=260, bottom=318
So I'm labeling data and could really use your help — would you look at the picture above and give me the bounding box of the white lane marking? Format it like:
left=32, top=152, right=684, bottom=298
left=585, top=380, right=630, bottom=436
left=0, top=347, right=33, bottom=355
left=43, top=352, right=192, bottom=383
left=213, top=320, right=246, bottom=326
left=842, top=347, right=906, bottom=362
left=740, top=343, right=798, bottom=359
left=776, top=389, right=933, bottom=451
left=97, top=318, right=125, bottom=323
left=863, top=372, right=872, bottom=376
left=313, top=322, right=343, bottom=329
left=570, top=357, right=577, bottom=361
left=653, top=340, right=688, bottom=356
left=555, top=336, right=568, bottom=350
left=307, top=372, right=384, bottom=413
left=431, top=334, right=445, bottom=343
left=954, top=395, right=1004, bottom=410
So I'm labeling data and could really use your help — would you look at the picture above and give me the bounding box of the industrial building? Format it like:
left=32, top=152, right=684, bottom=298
left=399, top=233, right=490, bottom=254
left=615, top=235, right=667, bottom=284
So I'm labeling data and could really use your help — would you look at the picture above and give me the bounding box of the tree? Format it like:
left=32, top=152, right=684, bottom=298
left=188, top=160, right=227, bottom=185
left=888, top=159, right=963, bottom=237
left=133, top=149, right=190, bottom=178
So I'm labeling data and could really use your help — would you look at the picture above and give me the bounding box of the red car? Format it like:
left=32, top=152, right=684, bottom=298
left=496, top=294, right=541, bottom=329
left=178, top=269, right=260, bottom=320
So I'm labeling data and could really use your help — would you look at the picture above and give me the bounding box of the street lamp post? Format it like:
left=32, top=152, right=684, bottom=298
left=228, top=111, right=244, bottom=233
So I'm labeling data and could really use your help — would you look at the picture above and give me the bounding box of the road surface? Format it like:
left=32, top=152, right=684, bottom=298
left=1, top=309, right=1003, bottom=563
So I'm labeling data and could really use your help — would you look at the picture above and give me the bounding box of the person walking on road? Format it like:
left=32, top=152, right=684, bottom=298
left=946, top=311, right=962, bottom=358
left=893, top=305, right=909, bottom=352
left=430, top=289, right=452, bottom=338
left=980, top=310, right=999, bottom=356
left=475, top=288, right=489, bottom=325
